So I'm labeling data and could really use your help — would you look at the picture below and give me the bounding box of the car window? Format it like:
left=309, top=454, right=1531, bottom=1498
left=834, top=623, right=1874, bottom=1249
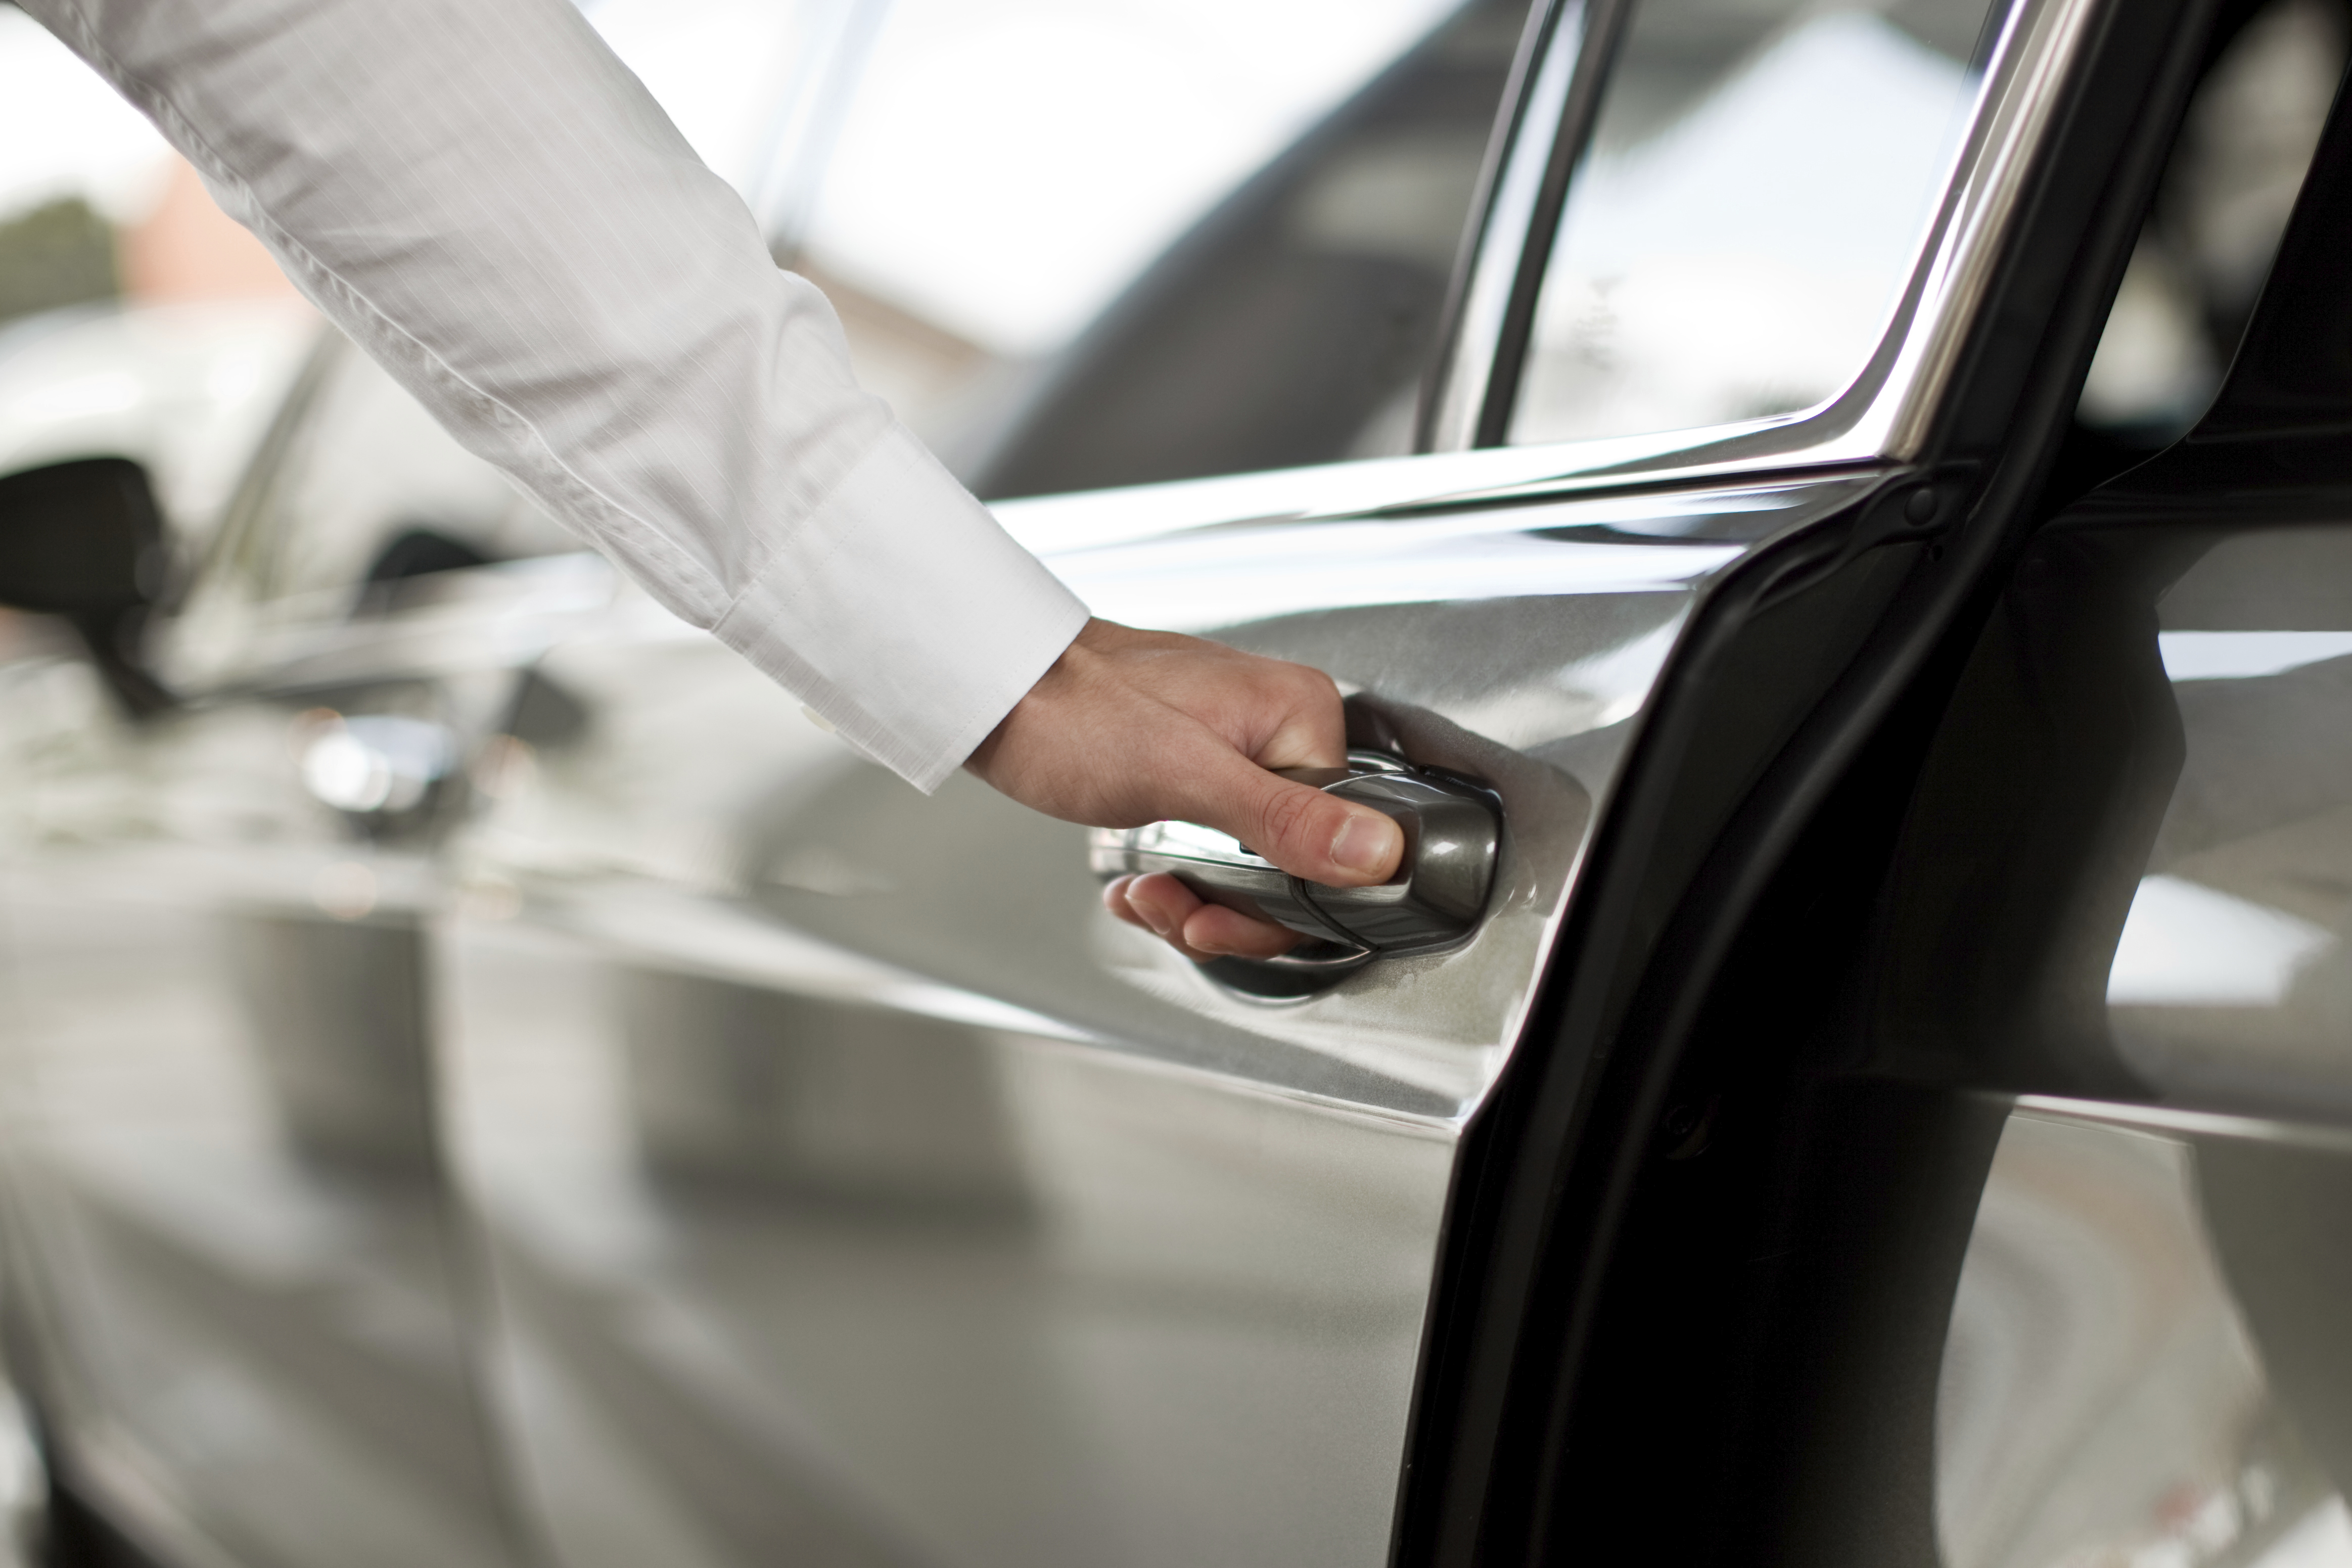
left=2073, top=0, right=2347, bottom=448
left=788, top=0, right=1535, bottom=498
left=1506, top=0, right=2002, bottom=448
left=245, top=337, right=575, bottom=615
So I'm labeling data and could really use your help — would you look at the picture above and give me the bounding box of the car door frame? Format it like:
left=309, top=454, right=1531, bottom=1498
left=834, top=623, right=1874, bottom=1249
left=1388, top=0, right=2281, bottom=1562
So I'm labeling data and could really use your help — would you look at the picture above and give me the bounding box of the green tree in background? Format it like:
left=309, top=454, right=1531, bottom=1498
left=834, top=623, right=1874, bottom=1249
left=0, top=198, right=118, bottom=325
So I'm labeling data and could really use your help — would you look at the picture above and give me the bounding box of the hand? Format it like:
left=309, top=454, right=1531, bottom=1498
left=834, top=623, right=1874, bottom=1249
left=967, top=618, right=1402, bottom=960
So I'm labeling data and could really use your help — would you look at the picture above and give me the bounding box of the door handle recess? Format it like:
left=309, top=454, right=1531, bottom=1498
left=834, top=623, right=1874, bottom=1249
left=1089, top=750, right=1500, bottom=962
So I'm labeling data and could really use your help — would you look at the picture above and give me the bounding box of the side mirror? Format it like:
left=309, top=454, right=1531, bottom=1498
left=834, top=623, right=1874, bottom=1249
left=0, top=457, right=173, bottom=714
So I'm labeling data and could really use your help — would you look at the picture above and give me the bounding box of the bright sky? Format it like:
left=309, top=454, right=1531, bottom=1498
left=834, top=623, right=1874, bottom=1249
left=0, top=6, right=172, bottom=224
left=580, top=0, right=823, bottom=195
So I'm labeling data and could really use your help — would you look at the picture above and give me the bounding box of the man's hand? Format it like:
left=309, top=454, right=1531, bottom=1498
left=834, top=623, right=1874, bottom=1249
left=967, top=618, right=1402, bottom=961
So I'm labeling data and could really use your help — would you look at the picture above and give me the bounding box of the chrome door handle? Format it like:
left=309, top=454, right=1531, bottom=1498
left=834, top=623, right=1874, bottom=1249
left=1089, top=750, right=1500, bottom=960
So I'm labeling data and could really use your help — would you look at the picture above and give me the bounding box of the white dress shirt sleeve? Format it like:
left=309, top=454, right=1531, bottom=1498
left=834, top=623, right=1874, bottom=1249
left=20, top=0, right=1091, bottom=793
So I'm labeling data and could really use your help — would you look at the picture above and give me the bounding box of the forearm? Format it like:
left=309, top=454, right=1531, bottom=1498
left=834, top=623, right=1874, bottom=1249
left=21, top=0, right=1085, bottom=789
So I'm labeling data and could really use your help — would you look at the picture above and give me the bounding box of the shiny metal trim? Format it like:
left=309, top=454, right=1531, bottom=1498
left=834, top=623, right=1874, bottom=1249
left=1426, top=0, right=1588, bottom=453
left=1423, top=0, right=2105, bottom=473
left=2015, top=1094, right=2352, bottom=1155
left=1871, top=0, right=2103, bottom=459
left=993, top=435, right=1890, bottom=561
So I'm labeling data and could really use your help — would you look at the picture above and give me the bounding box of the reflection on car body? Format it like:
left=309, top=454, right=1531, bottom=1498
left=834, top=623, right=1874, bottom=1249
left=7, top=1, right=2352, bottom=1566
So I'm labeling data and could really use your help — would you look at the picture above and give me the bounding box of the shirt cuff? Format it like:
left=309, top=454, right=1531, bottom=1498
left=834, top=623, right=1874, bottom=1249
left=712, top=423, right=1090, bottom=793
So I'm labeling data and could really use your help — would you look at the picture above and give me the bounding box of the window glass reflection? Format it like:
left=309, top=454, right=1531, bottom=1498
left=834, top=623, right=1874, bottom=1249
left=2072, top=0, right=2346, bottom=451
left=564, top=0, right=1537, bottom=499
left=1508, top=0, right=1997, bottom=448
left=790, top=0, right=1531, bottom=497
left=801, top=0, right=1456, bottom=372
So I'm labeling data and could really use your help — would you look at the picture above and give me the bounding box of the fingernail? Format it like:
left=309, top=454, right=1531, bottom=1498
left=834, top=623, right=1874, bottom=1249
left=1135, top=902, right=1176, bottom=938
left=1331, top=811, right=1401, bottom=877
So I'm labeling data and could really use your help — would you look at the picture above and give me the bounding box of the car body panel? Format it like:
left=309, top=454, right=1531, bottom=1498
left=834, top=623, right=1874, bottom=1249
left=423, top=467, right=1875, bottom=1568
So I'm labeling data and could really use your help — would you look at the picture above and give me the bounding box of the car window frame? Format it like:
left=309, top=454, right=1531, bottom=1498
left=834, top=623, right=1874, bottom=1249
left=1422, top=0, right=2082, bottom=475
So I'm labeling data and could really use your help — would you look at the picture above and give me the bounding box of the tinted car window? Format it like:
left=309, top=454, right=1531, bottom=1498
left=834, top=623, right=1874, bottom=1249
left=247, top=338, right=574, bottom=613
left=2073, top=0, right=2347, bottom=446
left=790, top=0, right=1535, bottom=498
left=1507, top=0, right=1999, bottom=447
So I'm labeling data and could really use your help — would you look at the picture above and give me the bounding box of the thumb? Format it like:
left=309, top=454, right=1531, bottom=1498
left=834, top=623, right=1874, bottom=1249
left=1173, top=745, right=1403, bottom=888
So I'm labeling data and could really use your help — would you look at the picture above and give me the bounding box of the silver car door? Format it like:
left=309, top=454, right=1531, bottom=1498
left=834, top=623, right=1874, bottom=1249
left=437, top=471, right=1885, bottom=1568
left=428, top=1, right=2061, bottom=1563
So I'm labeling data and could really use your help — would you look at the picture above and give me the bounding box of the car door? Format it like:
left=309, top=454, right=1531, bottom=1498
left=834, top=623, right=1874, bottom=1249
left=0, top=334, right=592, bottom=1568
left=424, top=0, right=2083, bottom=1564
left=1904, top=10, right=2352, bottom=1563
left=1374, top=3, right=2352, bottom=1565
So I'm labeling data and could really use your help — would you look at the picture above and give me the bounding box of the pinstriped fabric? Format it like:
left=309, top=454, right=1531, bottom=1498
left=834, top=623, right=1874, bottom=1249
left=21, top=0, right=1088, bottom=791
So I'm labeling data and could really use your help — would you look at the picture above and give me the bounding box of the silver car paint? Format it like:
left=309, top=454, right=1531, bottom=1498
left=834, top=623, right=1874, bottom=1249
left=430, top=474, right=1859, bottom=1568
